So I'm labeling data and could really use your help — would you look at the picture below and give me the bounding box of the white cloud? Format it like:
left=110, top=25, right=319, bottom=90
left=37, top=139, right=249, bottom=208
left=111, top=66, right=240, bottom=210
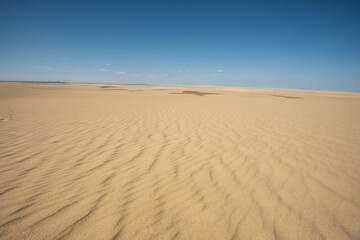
left=36, top=66, right=53, bottom=71
left=106, top=63, right=110, bottom=66
left=133, top=73, right=169, bottom=78
left=217, top=69, right=223, bottom=72
left=99, top=69, right=108, bottom=72
left=115, top=72, right=126, bottom=75
left=177, top=70, right=182, bottom=73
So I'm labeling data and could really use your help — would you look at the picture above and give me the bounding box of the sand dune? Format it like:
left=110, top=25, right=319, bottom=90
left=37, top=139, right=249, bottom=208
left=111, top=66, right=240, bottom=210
left=0, top=82, right=359, bottom=240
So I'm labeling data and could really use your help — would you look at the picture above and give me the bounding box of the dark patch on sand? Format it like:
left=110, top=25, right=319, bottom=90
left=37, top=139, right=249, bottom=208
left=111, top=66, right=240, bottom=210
left=99, top=86, right=128, bottom=91
left=99, top=86, right=118, bottom=89
left=269, top=94, right=303, bottom=99
left=104, top=88, right=127, bottom=91
left=170, top=91, right=220, bottom=96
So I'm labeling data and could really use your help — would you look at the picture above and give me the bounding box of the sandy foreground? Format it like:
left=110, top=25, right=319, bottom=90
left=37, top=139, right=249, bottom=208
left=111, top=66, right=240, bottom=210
left=0, top=82, right=359, bottom=240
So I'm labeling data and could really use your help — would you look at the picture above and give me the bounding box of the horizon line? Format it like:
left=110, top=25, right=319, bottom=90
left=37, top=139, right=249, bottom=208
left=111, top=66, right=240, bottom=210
left=1, top=80, right=359, bottom=94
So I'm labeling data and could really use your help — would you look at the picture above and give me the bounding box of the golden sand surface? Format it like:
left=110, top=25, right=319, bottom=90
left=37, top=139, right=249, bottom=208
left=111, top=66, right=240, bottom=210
left=0, top=82, right=359, bottom=240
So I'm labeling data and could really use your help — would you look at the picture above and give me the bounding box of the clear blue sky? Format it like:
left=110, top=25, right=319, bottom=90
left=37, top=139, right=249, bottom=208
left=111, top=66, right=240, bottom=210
left=1, top=0, right=359, bottom=91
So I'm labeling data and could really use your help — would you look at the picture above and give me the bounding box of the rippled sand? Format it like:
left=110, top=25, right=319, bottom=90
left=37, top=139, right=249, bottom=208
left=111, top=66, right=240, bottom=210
left=0, top=82, right=359, bottom=240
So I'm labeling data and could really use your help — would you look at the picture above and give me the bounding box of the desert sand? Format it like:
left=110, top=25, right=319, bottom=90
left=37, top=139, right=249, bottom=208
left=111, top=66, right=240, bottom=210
left=0, top=82, right=359, bottom=240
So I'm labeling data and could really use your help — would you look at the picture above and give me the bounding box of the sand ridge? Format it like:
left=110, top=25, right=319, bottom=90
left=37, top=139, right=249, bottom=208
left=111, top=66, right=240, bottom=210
left=170, top=91, right=220, bottom=96
left=0, top=83, right=360, bottom=240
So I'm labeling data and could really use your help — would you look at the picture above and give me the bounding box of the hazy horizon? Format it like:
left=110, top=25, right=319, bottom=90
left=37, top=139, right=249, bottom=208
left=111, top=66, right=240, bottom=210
left=2, top=80, right=360, bottom=93
left=1, top=0, right=359, bottom=92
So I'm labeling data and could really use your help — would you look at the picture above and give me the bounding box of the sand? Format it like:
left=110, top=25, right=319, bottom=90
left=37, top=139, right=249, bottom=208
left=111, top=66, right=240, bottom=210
left=0, top=82, right=359, bottom=240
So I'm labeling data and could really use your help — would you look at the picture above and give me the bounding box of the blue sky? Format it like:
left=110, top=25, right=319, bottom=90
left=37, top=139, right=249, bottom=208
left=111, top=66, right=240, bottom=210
left=1, top=0, right=359, bottom=91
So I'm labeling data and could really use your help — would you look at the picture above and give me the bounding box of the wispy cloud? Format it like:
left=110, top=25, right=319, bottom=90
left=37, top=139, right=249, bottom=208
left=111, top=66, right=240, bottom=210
left=36, top=66, right=53, bottom=71
left=99, top=69, right=108, bottom=72
left=217, top=69, right=223, bottom=72
left=63, top=57, right=68, bottom=60
left=106, top=63, right=110, bottom=66
left=115, top=72, right=126, bottom=75
left=133, top=73, right=169, bottom=78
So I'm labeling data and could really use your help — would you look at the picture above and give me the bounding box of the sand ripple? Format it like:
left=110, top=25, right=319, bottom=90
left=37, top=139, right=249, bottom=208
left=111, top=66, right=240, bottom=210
left=0, top=83, right=360, bottom=240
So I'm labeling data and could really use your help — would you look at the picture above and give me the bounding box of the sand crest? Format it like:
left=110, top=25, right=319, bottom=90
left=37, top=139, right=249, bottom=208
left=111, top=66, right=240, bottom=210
left=0, top=82, right=359, bottom=240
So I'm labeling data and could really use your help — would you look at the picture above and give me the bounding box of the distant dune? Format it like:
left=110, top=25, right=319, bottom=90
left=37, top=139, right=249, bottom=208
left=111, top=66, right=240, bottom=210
left=0, top=82, right=359, bottom=240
